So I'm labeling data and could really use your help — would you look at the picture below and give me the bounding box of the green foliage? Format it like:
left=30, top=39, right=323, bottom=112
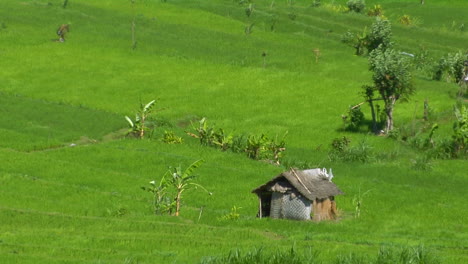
left=352, top=188, right=371, bottom=219
left=432, top=51, right=467, bottom=83
left=367, top=5, right=383, bottom=17
left=219, top=206, right=242, bottom=221
left=346, top=0, right=366, bottom=14
left=367, top=18, right=392, bottom=53
left=125, top=99, right=158, bottom=139
left=190, top=118, right=286, bottom=164
left=311, top=0, right=321, bottom=8
left=201, top=247, right=319, bottom=264
left=452, top=105, right=468, bottom=156
left=331, top=136, right=351, bottom=153
left=202, top=245, right=440, bottom=264
left=246, top=134, right=270, bottom=160
left=161, top=130, right=183, bottom=144
left=329, top=137, right=374, bottom=163
left=141, top=177, right=175, bottom=215
left=166, top=160, right=211, bottom=216
left=334, top=253, right=367, bottom=264
left=342, top=18, right=392, bottom=56
left=245, top=22, right=255, bottom=35
left=399, top=15, right=421, bottom=27
left=245, top=3, right=254, bottom=18
left=1, top=0, right=468, bottom=263
left=190, top=117, right=216, bottom=146
left=269, top=14, right=278, bottom=31
left=212, top=128, right=233, bottom=151
left=369, top=47, right=414, bottom=132
left=411, top=155, right=433, bottom=171
left=288, top=12, right=297, bottom=21
left=143, top=160, right=211, bottom=216
left=344, top=105, right=365, bottom=131
left=341, top=28, right=368, bottom=56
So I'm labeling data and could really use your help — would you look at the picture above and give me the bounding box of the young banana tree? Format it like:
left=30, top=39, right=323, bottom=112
left=125, top=99, right=157, bottom=139
left=141, top=177, right=174, bottom=215
left=166, top=159, right=211, bottom=216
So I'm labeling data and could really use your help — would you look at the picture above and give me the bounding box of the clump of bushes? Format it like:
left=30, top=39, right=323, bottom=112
left=328, top=136, right=375, bottom=163
left=161, top=130, right=183, bottom=144
left=343, top=105, right=365, bottom=131
left=432, top=51, right=467, bottom=83
left=391, top=106, right=467, bottom=159
left=367, top=5, right=383, bottom=17
left=347, top=0, right=366, bottom=14
left=188, top=118, right=287, bottom=165
left=341, top=17, right=392, bottom=56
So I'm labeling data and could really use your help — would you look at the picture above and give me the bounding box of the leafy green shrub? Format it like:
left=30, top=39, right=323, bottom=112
left=452, top=105, right=468, bottom=156
left=212, top=128, right=233, bottom=151
left=189, top=117, right=216, bottom=146
left=141, top=178, right=175, bottom=215
left=432, top=51, right=467, bottom=83
left=246, top=134, right=270, bottom=160
left=189, top=118, right=287, bottom=164
left=367, top=5, right=383, bottom=17
left=344, top=105, right=365, bottom=131
left=161, top=130, right=183, bottom=144
left=329, top=137, right=374, bottom=163
left=367, top=18, right=392, bottom=53
left=125, top=99, right=158, bottom=139
left=341, top=29, right=368, bottom=56
left=231, top=134, right=247, bottom=153
left=346, top=0, right=365, bottom=14
left=342, top=18, right=392, bottom=56
left=218, top=206, right=242, bottom=221
left=331, top=136, right=351, bottom=153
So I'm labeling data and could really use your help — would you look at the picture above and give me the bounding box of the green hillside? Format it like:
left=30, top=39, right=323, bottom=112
left=0, top=0, right=466, bottom=263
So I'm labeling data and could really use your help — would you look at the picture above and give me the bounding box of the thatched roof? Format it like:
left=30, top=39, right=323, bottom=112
left=252, top=168, right=344, bottom=201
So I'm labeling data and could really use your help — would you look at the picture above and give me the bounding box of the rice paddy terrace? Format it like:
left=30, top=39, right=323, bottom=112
left=0, top=0, right=466, bottom=263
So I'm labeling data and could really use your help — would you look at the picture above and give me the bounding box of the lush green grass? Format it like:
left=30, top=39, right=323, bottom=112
left=0, top=0, right=466, bottom=263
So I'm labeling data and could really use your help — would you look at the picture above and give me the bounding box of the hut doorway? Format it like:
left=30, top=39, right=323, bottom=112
left=258, top=192, right=272, bottom=218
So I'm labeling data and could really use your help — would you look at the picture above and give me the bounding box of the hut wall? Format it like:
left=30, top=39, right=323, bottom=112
left=270, top=192, right=311, bottom=220
left=270, top=192, right=283, bottom=219
left=312, top=197, right=338, bottom=221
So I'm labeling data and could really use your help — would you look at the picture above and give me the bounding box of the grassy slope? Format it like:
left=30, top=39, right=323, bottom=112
left=0, top=0, right=466, bottom=263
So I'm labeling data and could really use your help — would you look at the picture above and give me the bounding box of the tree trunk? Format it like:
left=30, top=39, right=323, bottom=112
left=368, top=99, right=378, bottom=134
left=385, top=99, right=396, bottom=132
left=175, top=192, right=181, bottom=216
left=139, top=116, right=145, bottom=138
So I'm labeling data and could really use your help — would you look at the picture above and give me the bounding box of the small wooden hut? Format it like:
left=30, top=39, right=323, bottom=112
left=252, top=168, right=344, bottom=221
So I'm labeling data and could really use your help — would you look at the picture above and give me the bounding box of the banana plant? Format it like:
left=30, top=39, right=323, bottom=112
left=125, top=99, right=157, bottom=139
left=213, top=128, right=233, bottom=151
left=245, top=134, right=269, bottom=160
left=141, top=177, right=175, bottom=215
left=166, top=160, right=212, bottom=216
